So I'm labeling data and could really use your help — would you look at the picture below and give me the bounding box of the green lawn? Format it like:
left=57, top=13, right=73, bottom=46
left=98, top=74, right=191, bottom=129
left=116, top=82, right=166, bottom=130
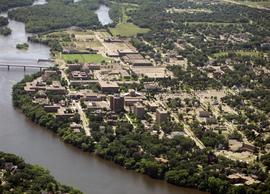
left=109, top=23, right=150, bottom=37
left=62, top=54, right=108, bottom=63
left=212, top=50, right=266, bottom=58
left=186, top=22, right=243, bottom=26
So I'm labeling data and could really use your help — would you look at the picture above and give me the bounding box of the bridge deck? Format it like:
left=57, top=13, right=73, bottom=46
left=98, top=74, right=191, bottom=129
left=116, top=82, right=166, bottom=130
left=0, top=64, right=49, bottom=71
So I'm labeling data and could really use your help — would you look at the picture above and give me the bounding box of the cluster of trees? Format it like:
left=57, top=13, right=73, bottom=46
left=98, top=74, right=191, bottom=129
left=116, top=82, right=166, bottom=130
left=261, top=153, right=270, bottom=170
left=0, top=16, right=11, bottom=36
left=29, top=35, right=63, bottom=52
left=8, top=0, right=101, bottom=33
left=16, top=43, right=29, bottom=50
left=161, top=65, right=221, bottom=90
left=190, top=120, right=228, bottom=149
left=0, top=151, right=82, bottom=193
left=0, top=26, right=11, bottom=36
left=0, top=16, right=8, bottom=26
left=222, top=91, right=270, bottom=148
left=131, top=37, right=156, bottom=58
left=0, top=0, right=34, bottom=12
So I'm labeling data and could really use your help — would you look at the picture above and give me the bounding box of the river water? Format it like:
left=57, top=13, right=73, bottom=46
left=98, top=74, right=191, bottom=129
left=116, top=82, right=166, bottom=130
left=95, top=5, right=113, bottom=25
left=0, top=1, right=205, bottom=194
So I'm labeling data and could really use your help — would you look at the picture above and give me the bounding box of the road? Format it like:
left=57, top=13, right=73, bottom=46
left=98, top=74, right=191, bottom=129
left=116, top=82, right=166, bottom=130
left=75, top=102, right=91, bottom=136
left=171, top=113, right=206, bottom=149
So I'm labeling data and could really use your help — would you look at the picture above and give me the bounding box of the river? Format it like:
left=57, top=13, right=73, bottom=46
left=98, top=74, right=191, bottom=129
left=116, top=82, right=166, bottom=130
left=0, top=1, right=205, bottom=194
left=95, top=5, right=113, bottom=26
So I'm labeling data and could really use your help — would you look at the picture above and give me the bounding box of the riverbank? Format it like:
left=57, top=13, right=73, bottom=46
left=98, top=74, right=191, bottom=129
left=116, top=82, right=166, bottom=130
left=0, top=151, right=82, bottom=193
left=11, top=70, right=210, bottom=194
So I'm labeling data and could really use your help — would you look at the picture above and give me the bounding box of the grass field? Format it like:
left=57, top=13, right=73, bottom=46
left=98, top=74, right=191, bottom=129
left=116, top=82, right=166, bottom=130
left=62, top=54, right=108, bottom=63
left=212, top=50, right=266, bottom=58
left=186, top=22, right=243, bottom=26
left=109, top=23, right=150, bottom=37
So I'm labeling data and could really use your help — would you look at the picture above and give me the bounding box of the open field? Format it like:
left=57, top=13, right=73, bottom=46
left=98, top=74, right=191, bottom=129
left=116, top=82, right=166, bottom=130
left=109, top=23, right=150, bottom=37
left=62, top=54, right=108, bottom=63
left=186, top=22, right=243, bottom=26
left=212, top=50, right=267, bottom=58
left=167, top=8, right=213, bottom=14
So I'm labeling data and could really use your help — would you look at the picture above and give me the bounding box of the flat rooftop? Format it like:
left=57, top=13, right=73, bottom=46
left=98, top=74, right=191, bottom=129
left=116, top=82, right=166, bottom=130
left=131, top=66, right=173, bottom=78
left=99, top=81, right=119, bottom=88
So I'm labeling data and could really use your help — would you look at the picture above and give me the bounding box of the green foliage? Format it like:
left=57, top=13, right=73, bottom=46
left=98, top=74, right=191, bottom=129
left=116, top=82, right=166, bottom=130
left=261, top=153, right=270, bottom=168
left=165, top=169, right=189, bottom=186
left=8, top=0, right=101, bottom=33
left=0, top=26, right=11, bottom=36
left=0, top=16, right=8, bottom=27
left=16, top=43, right=29, bottom=50
left=208, top=176, right=229, bottom=194
left=0, top=151, right=82, bottom=193
left=0, top=0, right=34, bottom=12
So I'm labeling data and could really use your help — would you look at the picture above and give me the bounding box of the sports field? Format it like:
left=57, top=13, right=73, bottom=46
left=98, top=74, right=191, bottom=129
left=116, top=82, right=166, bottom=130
left=62, top=54, right=108, bottom=63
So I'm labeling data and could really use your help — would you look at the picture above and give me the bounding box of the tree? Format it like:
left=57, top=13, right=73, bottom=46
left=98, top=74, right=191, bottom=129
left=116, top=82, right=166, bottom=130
left=208, top=176, right=229, bottom=194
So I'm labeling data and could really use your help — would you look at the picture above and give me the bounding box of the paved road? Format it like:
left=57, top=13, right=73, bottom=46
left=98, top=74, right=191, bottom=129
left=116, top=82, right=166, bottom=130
left=171, top=113, right=206, bottom=149
left=75, top=102, right=91, bottom=136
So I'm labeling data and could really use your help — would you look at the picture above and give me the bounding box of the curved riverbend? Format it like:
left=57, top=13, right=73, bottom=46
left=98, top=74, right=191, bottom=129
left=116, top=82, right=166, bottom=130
left=0, top=1, right=205, bottom=194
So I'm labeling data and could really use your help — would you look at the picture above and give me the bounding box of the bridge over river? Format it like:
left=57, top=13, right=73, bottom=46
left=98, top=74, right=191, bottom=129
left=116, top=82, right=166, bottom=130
left=0, top=58, right=53, bottom=71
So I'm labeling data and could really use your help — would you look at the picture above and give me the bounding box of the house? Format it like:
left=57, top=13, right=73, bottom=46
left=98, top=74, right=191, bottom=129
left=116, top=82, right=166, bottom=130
left=241, top=143, right=256, bottom=153
left=56, top=107, right=75, bottom=119
left=130, top=59, right=153, bottom=66
left=205, top=117, right=218, bottom=124
left=44, top=104, right=61, bottom=113
left=83, top=91, right=106, bottom=101
left=117, top=49, right=139, bottom=57
left=99, top=81, right=119, bottom=93
left=70, top=80, right=98, bottom=87
left=106, top=52, right=120, bottom=57
left=123, top=90, right=144, bottom=106
left=42, top=70, right=58, bottom=81
left=82, top=63, right=101, bottom=71
left=71, top=71, right=90, bottom=80
left=133, top=103, right=145, bottom=119
left=144, top=82, right=161, bottom=91
left=67, top=64, right=81, bottom=71
left=156, top=109, right=168, bottom=124
left=110, top=94, right=124, bottom=113
left=46, top=81, right=67, bottom=95
left=199, top=111, right=211, bottom=118
left=147, top=101, right=159, bottom=111
left=130, top=66, right=173, bottom=79
left=104, top=37, right=124, bottom=43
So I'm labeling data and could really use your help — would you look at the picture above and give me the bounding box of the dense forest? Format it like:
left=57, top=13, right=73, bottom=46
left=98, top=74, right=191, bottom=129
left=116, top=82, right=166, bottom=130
left=0, top=0, right=34, bottom=12
left=0, top=151, right=82, bottom=193
left=0, top=16, right=8, bottom=27
left=8, top=0, right=101, bottom=33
